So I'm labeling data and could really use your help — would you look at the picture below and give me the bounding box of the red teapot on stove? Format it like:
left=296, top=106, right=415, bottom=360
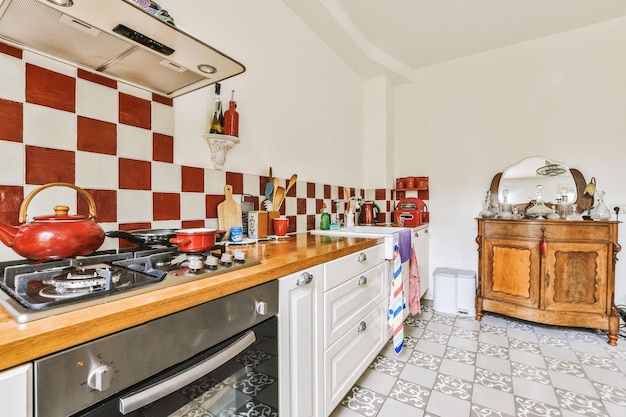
left=0, top=182, right=105, bottom=261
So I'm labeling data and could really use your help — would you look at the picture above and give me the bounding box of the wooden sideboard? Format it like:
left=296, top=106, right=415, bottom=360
left=476, top=218, right=621, bottom=345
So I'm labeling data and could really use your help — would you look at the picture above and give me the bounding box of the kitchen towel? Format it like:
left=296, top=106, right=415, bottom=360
left=409, top=247, right=421, bottom=315
left=398, top=228, right=411, bottom=263
left=388, top=244, right=404, bottom=354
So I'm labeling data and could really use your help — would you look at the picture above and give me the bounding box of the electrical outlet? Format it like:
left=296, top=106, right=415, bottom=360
left=610, top=204, right=625, bottom=218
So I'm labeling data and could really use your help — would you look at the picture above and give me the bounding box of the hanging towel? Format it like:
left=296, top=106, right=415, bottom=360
left=409, top=247, right=422, bottom=315
left=388, top=244, right=404, bottom=354
left=398, top=228, right=411, bottom=263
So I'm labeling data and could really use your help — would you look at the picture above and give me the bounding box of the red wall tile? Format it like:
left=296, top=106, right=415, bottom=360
left=119, top=93, right=151, bottom=129
left=287, top=215, right=296, bottom=233
left=375, top=188, right=386, bottom=200
left=324, top=184, right=331, bottom=199
left=153, top=133, right=173, bottom=163
left=0, top=42, right=22, bottom=59
left=205, top=194, right=222, bottom=219
left=77, top=69, right=117, bottom=89
left=0, top=99, right=23, bottom=143
left=153, top=192, right=180, bottom=221
left=307, top=182, right=315, bottom=198
left=77, top=116, right=116, bottom=155
left=297, top=198, right=307, bottom=215
left=181, top=166, right=204, bottom=192
left=77, top=189, right=117, bottom=223
left=306, top=214, right=315, bottom=231
left=287, top=182, right=296, bottom=197
left=225, top=172, right=244, bottom=194
left=25, top=146, right=75, bottom=185
left=152, top=93, right=173, bottom=106
left=26, top=64, right=75, bottom=113
left=316, top=199, right=324, bottom=213
left=182, top=219, right=204, bottom=228
left=0, top=185, right=24, bottom=226
left=118, top=158, right=151, bottom=190
left=259, top=176, right=270, bottom=197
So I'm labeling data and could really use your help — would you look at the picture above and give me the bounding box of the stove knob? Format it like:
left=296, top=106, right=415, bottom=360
left=256, top=301, right=268, bottom=315
left=88, top=364, right=114, bottom=391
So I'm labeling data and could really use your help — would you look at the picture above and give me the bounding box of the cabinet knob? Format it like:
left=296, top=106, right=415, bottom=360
left=357, top=253, right=367, bottom=262
left=357, top=276, right=367, bottom=286
left=296, top=272, right=313, bottom=286
left=357, top=321, right=367, bottom=332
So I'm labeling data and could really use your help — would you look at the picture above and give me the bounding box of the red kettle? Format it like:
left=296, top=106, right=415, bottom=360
left=359, top=201, right=380, bottom=225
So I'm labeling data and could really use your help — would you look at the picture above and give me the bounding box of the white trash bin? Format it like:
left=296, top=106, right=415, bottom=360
left=433, top=267, right=477, bottom=317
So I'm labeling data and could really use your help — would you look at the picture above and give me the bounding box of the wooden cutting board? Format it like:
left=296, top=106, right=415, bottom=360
left=217, top=185, right=242, bottom=240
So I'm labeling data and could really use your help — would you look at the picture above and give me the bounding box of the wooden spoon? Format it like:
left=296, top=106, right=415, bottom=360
left=272, top=177, right=280, bottom=204
left=285, top=174, right=297, bottom=196
left=273, top=186, right=286, bottom=212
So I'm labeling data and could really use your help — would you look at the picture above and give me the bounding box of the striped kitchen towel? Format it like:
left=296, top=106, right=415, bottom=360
left=388, top=244, right=404, bottom=354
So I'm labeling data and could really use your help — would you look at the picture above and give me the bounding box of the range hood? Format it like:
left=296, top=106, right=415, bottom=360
left=0, top=0, right=245, bottom=97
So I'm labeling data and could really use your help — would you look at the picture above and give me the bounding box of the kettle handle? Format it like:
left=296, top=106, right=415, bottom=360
left=373, top=203, right=381, bottom=220
left=19, top=182, right=98, bottom=224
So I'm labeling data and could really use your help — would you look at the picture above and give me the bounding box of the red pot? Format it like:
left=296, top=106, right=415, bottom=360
left=169, top=228, right=217, bottom=252
left=0, top=182, right=105, bottom=261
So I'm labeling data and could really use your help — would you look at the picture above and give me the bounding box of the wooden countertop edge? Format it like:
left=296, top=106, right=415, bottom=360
left=0, top=233, right=382, bottom=371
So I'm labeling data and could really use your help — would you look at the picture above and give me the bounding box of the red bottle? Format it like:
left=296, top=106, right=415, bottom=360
left=223, top=90, right=239, bottom=137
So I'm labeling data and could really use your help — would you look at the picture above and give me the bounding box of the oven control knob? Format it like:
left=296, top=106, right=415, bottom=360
left=256, top=301, right=268, bottom=315
left=88, top=365, right=114, bottom=391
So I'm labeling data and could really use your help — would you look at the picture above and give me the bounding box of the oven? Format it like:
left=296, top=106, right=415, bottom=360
left=34, top=280, right=278, bottom=417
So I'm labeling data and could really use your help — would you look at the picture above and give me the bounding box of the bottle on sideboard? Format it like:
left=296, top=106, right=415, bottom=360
left=223, top=90, right=239, bottom=137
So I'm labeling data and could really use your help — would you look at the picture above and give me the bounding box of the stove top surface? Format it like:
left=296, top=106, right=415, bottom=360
left=0, top=246, right=260, bottom=323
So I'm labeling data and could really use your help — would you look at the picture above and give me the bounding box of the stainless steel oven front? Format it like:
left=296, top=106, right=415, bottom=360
left=33, top=281, right=278, bottom=417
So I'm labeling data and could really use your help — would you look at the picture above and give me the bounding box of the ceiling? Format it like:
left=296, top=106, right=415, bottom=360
left=283, top=0, right=626, bottom=82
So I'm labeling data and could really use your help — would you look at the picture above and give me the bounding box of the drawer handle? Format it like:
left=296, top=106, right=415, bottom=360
left=357, top=253, right=367, bottom=262
left=296, top=272, right=313, bottom=286
left=357, top=321, right=367, bottom=332
left=357, top=276, right=367, bottom=286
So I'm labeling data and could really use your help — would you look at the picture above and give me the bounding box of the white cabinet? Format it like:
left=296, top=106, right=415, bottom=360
left=278, top=265, right=322, bottom=417
left=322, top=244, right=387, bottom=416
left=413, top=225, right=430, bottom=298
left=0, top=363, right=32, bottom=417
left=278, top=244, right=388, bottom=417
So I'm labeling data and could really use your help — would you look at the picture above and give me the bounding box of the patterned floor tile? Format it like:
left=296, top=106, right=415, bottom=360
left=331, top=301, right=626, bottom=417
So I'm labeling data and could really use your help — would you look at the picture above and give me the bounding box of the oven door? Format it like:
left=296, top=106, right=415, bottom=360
left=73, top=317, right=277, bottom=417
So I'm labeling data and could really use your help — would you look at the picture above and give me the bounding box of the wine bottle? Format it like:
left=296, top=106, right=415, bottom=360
left=209, top=83, right=223, bottom=134
left=223, top=90, right=239, bottom=137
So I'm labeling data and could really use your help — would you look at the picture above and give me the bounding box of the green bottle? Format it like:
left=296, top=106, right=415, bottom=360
left=320, top=204, right=330, bottom=230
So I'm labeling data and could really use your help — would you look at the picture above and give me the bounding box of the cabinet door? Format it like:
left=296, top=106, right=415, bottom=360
left=482, top=237, right=540, bottom=307
left=542, top=241, right=608, bottom=313
left=0, top=363, right=32, bottom=417
left=278, top=265, right=322, bottom=417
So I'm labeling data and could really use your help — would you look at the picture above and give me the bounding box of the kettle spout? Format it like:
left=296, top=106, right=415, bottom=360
left=0, top=223, right=18, bottom=248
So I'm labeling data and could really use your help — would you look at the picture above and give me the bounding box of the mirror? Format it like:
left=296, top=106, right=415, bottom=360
left=489, top=156, right=592, bottom=213
left=498, top=157, right=575, bottom=204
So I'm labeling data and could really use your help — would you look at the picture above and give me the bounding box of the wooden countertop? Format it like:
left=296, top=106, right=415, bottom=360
left=0, top=233, right=382, bottom=371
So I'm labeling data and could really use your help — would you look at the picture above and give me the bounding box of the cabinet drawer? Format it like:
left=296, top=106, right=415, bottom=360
left=324, top=263, right=386, bottom=348
left=324, top=244, right=385, bottom=291
left=482, top=220, right=614, bottom=241
left=324, top=301, right=387, bottom=415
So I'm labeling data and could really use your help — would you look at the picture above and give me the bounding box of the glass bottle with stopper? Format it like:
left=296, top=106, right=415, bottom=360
left=526, top=185, right=553, bottom=219
left=223, top=90, right=239, bottom=137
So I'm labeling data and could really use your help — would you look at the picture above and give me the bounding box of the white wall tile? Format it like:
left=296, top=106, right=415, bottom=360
left=0, top=54, right=24, bottom=102
left=152, top=161, right=181, bottom=192
left=23, top=103, right=76, bottom=150
left=117, top=124, right=152, bottom=161
left=242, top=173, right=259, bottom=196
left=0, top=141, right=24, bottom=185
left=205, top=169, right=226, bottom=194
left=295, top=180, right=306, bottom=198
left=152, top=102, right=174, bottom=136
left=117, top=190, right=152, bottom=223
left=180, top=193, right=206, bottom=219
left=23, top=50, right=76, bottom=78
left=151, top=220, right=181, bottom=230
left=75, top=151, right=118, bottom=189
left=76, top=79, right=118, bottom=123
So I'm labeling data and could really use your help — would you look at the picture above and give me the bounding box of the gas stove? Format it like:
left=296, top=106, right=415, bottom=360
left=0, top=245, right=259, bottom=323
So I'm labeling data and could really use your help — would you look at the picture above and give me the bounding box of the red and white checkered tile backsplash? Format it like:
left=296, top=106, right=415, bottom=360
left=0, top=41, right=394, bottom=258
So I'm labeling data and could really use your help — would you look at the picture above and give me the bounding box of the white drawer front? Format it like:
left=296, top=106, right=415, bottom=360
left=324, top=301, right=387, bottom=415
left=324, top=263, right=386, bottom=348
left=323, top=244, right=385, bottom=291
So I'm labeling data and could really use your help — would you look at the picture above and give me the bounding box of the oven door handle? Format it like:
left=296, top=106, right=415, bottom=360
left=118, top=330, right=257, bottom=415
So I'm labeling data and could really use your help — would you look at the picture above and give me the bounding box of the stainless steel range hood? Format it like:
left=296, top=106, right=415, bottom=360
left=0, top=0, right=245, bottom=97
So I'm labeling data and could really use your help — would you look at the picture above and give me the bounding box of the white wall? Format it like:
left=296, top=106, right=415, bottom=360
left=395, top=16, right=626, bottom=303
left=161, top=0, right=366, bottom=187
